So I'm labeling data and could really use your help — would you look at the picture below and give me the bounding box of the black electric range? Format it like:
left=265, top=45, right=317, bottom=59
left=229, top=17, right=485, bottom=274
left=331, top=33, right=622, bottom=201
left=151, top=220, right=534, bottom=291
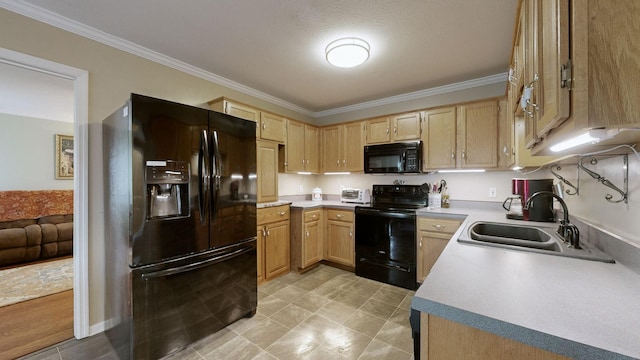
left=354, top=185, right=427, bottom=290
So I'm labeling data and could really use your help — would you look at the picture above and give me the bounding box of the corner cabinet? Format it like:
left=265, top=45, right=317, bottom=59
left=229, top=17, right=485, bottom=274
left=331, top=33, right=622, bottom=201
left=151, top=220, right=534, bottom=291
left=321, top=121, right=365, bottom=173
left=257, top=205, right=290, bottom=283
left=290, top=208, right=323, bottom=272
left=324, top=208, right=355, bottom=267
left=416, top=216, right=462, bottom=283
left=284, top=120, right=319, bottom=173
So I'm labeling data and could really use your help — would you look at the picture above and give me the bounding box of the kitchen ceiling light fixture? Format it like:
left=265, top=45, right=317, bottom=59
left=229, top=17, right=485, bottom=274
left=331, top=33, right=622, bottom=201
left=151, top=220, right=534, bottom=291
left=325, top=37, right=370, bottom=68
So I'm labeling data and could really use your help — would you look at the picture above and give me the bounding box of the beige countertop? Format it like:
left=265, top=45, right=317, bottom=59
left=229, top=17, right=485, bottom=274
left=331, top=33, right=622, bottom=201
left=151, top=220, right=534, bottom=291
left=412, top=206, right=640, bottom=359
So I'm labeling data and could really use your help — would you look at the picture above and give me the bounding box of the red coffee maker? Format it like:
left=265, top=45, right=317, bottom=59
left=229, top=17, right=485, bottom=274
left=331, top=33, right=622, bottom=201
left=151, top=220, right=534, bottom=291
left=506, top=178, right=555, bottom=222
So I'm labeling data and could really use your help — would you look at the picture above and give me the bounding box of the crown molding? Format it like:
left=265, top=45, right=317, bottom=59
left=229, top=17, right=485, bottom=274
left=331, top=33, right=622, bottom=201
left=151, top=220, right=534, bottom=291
left=312, top=72, right=508, bottom=118
left=2, top=1, right=507, bottom=119
left=0, top=0, right=313, bottom=116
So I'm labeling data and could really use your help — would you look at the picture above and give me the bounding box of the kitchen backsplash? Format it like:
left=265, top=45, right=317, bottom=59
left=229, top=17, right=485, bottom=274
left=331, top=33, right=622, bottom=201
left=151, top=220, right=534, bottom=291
left=279, top=157, right=640, bottom=250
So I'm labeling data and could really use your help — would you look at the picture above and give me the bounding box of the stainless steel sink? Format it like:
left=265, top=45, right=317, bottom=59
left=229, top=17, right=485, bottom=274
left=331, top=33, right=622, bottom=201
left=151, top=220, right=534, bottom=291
left=458, top=221, right=615, bottom=263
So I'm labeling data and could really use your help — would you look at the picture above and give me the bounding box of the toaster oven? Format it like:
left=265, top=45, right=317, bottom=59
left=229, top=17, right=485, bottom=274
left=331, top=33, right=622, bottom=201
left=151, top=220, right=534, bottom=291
left=341, top=188, right=371, bottom=204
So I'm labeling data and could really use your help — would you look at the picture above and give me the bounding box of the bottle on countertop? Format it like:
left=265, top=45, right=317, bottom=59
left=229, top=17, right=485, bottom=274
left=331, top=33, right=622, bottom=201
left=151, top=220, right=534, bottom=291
left=312, top=187, right=323, bottom=201
left=441, top=187, right=450, bottom=208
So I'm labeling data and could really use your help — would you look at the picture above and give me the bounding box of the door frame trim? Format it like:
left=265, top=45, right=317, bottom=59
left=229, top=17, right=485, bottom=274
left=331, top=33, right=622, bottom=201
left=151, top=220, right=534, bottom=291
left=0, top=47, right=90, bottom=339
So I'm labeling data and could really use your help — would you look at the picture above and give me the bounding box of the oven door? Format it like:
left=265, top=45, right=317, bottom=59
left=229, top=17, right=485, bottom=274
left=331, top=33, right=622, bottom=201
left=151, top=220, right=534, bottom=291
left=354, top=207, right=417, bottom=290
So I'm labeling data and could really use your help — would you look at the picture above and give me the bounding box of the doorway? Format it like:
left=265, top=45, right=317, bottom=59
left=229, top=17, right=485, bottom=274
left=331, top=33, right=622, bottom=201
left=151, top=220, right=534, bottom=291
left=0, top=48, right=89, bottom=342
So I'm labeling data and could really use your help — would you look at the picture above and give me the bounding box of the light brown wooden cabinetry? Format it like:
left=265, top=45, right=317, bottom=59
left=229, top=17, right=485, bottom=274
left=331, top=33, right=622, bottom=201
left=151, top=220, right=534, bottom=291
left=208, top=97, right=285, bottom=143
left=421, top=100, right=499, bottom=170
left=285, top=120, right=319, bottom=173
left=421, top=107, right=457, bottom=169
left=257, top=205, right=290, bottom=283
left=497, top=98, right=515, bottom=169
left=517, top=1, right=640, bottom=155
left=420, top=313, right=569, bottom=359
left=457, top=100, right=499, bottom=168
left=416, top=216, right=462, bottom=283
left=290, top=208, right=323, bottom=272
left=325, top=208, right=355, bottom=267
left=259, top=112, right=286, bottom=143
left=365, top=113, right=422, bottom=144
left=520, top=0, right=570, bottom=148
left=257, top=140, right=278, bottom=203
left=321, top=122, right=365, bottom=173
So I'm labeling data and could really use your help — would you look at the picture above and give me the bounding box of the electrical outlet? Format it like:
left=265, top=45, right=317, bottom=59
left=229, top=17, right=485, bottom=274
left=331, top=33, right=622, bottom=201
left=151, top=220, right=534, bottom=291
left=488, top=187, right=497, bottom=198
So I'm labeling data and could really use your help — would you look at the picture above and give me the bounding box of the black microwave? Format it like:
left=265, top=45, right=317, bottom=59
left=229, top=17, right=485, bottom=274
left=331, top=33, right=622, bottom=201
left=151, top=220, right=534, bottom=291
left=364, top=141, right=422, bottom=174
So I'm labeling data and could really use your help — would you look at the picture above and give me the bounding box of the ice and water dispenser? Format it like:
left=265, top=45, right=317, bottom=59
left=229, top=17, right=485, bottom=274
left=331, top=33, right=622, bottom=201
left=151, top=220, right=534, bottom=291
left=146, top=160, right=189, bottom=219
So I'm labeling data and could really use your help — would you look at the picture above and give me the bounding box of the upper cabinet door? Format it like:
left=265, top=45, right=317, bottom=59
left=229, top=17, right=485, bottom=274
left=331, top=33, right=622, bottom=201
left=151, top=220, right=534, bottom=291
left=260, top=112, right=286, bottom=143
left=422, top=107, right=457, bottom=170
left=365, top=117, right=391, bottom=144
left=392, top=112, right=421, bottom=141
left=534, top=0, right=570, bottom=138
left=457, top=101, right=498, bottom=168
left=304, top=124, right=320, bottom=173
left=343, top=121, right=365, bottom=172
left=286, top=120, right=305, bottom=173
left=321, top=125, right=342, bottom=172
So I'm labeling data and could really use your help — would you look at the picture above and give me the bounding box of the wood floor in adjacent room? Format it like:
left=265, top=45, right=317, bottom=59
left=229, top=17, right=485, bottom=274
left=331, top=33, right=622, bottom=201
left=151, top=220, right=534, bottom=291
left=19, top=265, right=415, bottom=360
left=0, top=290, right=73, bottom=360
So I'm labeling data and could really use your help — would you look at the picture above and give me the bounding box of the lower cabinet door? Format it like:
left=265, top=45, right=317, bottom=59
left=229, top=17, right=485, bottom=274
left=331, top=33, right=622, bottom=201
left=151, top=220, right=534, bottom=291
left=303, top=220, right=322, bottom=268
left=326, top=220, right=354, bottom=266
left=264, top=220, right=290, bottom=280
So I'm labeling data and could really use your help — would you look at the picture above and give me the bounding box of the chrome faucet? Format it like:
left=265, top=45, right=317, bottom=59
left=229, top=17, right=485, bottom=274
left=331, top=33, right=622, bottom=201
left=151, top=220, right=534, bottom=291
left=525, top=191, right=580, bottom=249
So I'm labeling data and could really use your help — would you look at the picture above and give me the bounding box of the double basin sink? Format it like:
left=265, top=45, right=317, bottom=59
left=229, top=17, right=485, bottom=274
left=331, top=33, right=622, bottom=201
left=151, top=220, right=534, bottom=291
left=458, top=221, right=615, bottom=263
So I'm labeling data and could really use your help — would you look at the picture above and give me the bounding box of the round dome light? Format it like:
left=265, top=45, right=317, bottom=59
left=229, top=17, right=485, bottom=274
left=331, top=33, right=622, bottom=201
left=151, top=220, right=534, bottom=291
left=325, top=37, right=370, bottom=68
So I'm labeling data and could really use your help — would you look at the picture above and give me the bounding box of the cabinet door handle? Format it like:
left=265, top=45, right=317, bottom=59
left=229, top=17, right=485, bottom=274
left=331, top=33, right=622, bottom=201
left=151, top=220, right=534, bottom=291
left=306, top=230, right=309, bottom=238
left=349, top=229, right=353, bottom=237
left=393, top=126, right=397, bottom=134
left=279, top=211, right=286, bottom=216
left=342, top=159, right=346, bottom=164
left=420, top=237, right=424, bottom=248
left=336, top=160, right=340, bottom=165
left=311, top=214, right=317, bottom=219
left=336, top=214, right=343, bottom=219
left=302, top=159, right=305, bottom=164
left=386, top=127, right=389, bottom=134
left=461, top=151, right=466, bottom=160
left=451, top=152, right=455, bottom=159
left=306, top=160, right=310, bottom=164
left=267, top=229, right=271, bottom=236
left=432, top=224, right=446, bottom=230
left=262, top=122, right=266, bottom=130
left=261, top=227, right=267, bottom=237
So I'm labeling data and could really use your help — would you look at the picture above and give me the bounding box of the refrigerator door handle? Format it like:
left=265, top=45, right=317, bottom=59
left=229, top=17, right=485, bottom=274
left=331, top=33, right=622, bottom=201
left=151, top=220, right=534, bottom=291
left=141, top=244, right=254, bottom=280
left=211, top=130, right=222, bottom=221
left=198, top=129, right=210, bottom=223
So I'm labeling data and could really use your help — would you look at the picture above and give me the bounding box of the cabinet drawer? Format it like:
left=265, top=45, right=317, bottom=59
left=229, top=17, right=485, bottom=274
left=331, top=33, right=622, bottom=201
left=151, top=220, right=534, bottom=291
left=418, top=217, right=461, bottom=234
left=257, top=205, right=290, bottom=225
left=326, top=209, right=354, bottom=222
left=304, top=209, right=321, bottom=223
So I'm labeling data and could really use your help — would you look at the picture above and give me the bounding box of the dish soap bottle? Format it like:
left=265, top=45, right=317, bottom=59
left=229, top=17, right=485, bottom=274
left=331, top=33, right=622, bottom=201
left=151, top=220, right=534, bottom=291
left=441, top=187, right=450, bottom=208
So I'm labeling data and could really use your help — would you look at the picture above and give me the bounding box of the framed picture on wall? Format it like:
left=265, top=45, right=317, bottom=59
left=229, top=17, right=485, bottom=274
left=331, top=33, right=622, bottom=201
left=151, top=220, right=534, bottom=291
left=55, top=134, right=74, bottom=180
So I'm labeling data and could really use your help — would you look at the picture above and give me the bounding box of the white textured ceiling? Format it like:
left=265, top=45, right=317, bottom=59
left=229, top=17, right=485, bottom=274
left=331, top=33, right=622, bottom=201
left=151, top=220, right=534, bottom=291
left=2, top=0, right=517, bottom=116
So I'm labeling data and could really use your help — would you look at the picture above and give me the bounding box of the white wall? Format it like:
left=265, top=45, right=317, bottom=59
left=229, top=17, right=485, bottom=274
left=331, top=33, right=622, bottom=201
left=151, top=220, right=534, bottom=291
left=279, top=170, right=553, bottom=203
left=0, top=113, right=74, bottom=190
left=561, top=153, right=640, bottom=246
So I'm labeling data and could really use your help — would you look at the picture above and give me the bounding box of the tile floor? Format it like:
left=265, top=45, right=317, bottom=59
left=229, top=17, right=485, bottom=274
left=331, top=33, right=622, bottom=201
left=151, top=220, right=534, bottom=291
left=20, top=265, right=416, bottom=360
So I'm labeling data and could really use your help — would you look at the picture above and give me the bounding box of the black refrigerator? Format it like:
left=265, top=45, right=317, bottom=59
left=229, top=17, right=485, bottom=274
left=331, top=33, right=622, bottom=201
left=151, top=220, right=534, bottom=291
left=103, top=94, right=257, bottom=359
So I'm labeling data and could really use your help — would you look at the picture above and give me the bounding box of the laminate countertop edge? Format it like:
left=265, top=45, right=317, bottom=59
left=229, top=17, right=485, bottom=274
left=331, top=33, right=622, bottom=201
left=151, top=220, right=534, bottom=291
left=412, top=207, right=640, bottom=360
